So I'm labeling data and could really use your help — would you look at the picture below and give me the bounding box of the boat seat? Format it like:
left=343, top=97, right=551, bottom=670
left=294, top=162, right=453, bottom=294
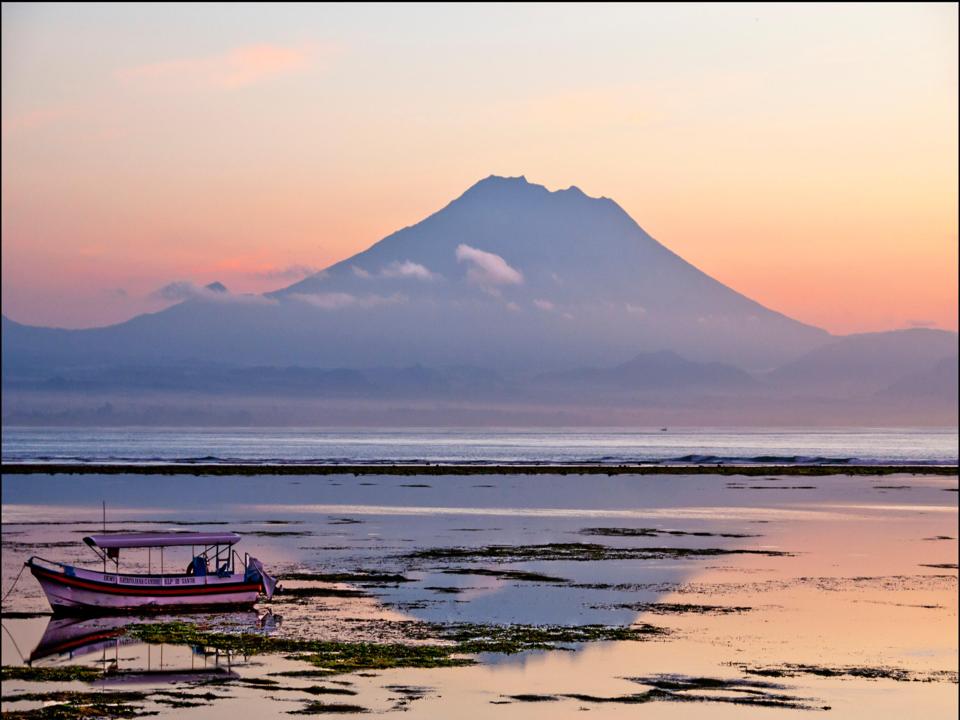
left=185, top=557, right=208, bottom=577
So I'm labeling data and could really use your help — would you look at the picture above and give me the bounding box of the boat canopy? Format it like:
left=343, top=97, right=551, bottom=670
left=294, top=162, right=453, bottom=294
left=83, top=532, right=242, bottom=549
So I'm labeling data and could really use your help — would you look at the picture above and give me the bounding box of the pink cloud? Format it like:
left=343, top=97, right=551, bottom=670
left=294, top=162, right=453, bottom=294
left=1, top=105, right=75, bottom=137
left=117, top=43, right=314, bottom=90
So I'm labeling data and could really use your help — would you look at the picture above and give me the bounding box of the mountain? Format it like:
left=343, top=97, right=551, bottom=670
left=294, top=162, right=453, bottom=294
left=1, top=176, right=828, bottom=376
left=877, top=355, right=959, bottom=399
left=534, top=350, right=756, bottom=399
left=766, top=328, right=959, bottom=397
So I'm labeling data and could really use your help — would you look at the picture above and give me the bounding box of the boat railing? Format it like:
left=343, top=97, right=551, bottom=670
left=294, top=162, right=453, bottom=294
left=28, top=556, right=72, bottom=573
left=29, top=555, right=248, bottom=580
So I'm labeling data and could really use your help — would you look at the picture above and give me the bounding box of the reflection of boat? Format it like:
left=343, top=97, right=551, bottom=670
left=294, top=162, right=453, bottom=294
left=29, top=615, right=138, bottom=663
left=27, top=611, right=279, bottom=683
left=29, top=612, right=276, bottom=663
left=26, top=532, right=276, bottom=614
left=27, top=614, right=258, bottom=683
left=99, top=666, right=240, bottom=685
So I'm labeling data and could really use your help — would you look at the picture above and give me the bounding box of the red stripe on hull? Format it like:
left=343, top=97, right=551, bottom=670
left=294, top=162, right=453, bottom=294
left=31, top=566, right=261, bottom=597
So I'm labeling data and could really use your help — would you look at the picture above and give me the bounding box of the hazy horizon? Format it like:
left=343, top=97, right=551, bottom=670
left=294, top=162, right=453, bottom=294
left=3, top=173, right=957, bottom=428
left=2, top=4, right=957, bottom=428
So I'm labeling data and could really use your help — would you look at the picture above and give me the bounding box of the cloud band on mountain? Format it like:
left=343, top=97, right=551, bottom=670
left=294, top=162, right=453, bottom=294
left=290, top=292, right=406, bottom=310
left=456, top=244, right=523, bottom=290
left=251, top=265, right=321, bottom=281
left=381, top=260, right=437, bottom=280
left=352, top=260, right=438, bottom=281
left=151, top=280, right=272, bottom=305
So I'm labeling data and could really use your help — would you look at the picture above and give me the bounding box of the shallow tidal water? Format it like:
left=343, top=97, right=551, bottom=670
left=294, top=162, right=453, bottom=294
left=4, top=426, right=958, bottom=465
left=1, top=470, right=957, bottom=718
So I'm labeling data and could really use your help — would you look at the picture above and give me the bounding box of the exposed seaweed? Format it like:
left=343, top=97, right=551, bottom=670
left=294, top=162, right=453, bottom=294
left=432, top=622, right=666, bottom=654
left=152, top=698, right=208, bottom=708
left=439, top=568, right=568, bottom=583
left=124, top=622, right=473, bottom=675
left=590, top=602, right=752, bottom=615
left=0, top=666, right=103, bottom=682
left=580, top=527, right=759, bottom=539
left=150, top=691, right=227, bottom=701
left=269, top=670, right=339, bottom=679
left=300, top=687, right=358, bottom=696
left=273, top=587, right=369, bottom=599
left=404, top=542, right=790, bottom=563
left=505, top=675, right=829, bottom=710
left=0, top=690, right=154, bottom=719
left=385, top=685, right=431, bottom=710
left=287, top=701, right=368, bottom=714
left=234, top=677, right=281, bottom=687
left=280, top=572, right=411, bottom=584
left=734, top=663, right=959, bottom=683
left=122, top=620, right=665, bottom=676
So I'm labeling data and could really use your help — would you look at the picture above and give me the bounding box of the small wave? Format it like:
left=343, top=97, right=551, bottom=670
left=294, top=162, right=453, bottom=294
left=668, top=454, right=855, bottom=465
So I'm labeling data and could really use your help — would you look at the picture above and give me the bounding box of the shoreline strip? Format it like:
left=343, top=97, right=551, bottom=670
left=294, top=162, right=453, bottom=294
left=1, top=463, right=956, bottom=477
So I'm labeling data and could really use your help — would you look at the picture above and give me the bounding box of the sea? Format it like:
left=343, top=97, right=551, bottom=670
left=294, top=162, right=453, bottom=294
left=2, top=426, right=957, bottom=465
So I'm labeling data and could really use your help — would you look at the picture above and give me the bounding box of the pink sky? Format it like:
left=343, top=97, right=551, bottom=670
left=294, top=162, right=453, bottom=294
left=2, top=4, right=957, bottom=333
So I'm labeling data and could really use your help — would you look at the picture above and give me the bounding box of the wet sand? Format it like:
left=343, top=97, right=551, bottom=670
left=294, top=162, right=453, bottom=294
left=1, top=470, right=957, bottom=718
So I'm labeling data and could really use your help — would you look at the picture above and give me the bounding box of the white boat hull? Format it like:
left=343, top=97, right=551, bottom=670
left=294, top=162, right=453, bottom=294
left=28, top=559, right=261, bottom=614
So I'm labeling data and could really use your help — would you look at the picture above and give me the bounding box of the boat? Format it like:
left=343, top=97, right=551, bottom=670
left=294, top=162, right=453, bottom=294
left=25, top=531, right=277, bottom=614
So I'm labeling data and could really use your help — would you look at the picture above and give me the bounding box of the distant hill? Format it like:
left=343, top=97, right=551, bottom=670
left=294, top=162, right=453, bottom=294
left=878, top=354, right=959, bottom=399
left=8, top=176, right=954, bottom=427
left=766, top=328, right=959, bottom=397
left=534, top=350, right=756, bottom=398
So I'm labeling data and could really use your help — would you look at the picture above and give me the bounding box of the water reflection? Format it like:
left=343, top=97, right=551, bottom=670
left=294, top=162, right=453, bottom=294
left=2, top=470, right=956, bottom=719
left=24, top=611, right=279, bottom=684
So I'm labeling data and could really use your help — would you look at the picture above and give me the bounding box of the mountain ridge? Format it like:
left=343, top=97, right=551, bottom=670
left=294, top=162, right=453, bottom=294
left=4, top=175, right=832, bottom=373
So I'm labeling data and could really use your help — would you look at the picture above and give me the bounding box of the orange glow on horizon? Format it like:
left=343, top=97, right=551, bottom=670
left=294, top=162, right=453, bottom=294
left=1, top=3, right=956, bottom=333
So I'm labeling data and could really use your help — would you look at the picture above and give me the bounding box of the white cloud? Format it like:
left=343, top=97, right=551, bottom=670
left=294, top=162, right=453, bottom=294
left=291, top=292, right=405, bottom=310
left=380, top=260, right=437, bottom=280
left=505, top=301, right=521, bottom=312
left=151, top=281, right=271, bottom=305
left=456, top=244, right=523, bottom=290
left=251, top=264, right=320, bottom=281
left=351, top=266, right=372, bottom=279
left=353, top=260, right=438, bottom=281
left=533, top=299, right=555, bottom=312
left=625, top=303, right=647, bottom=316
